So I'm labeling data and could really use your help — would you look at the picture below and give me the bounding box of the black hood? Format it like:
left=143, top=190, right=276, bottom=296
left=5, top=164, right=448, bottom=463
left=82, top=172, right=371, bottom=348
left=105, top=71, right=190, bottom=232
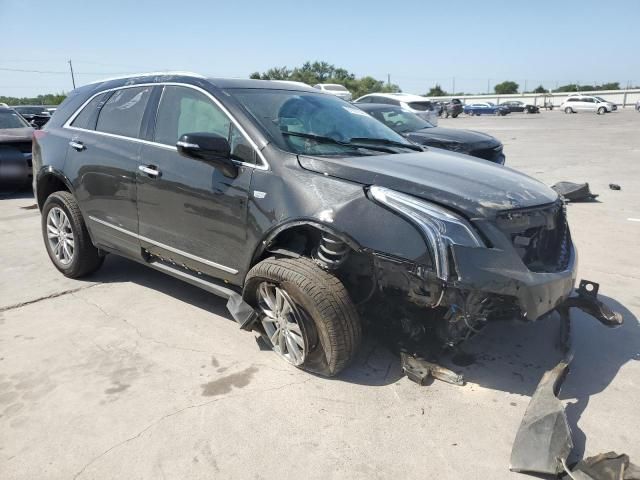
left=405, top=127, right=499, bottom=150
left=298, top=150, right=557, bottom=218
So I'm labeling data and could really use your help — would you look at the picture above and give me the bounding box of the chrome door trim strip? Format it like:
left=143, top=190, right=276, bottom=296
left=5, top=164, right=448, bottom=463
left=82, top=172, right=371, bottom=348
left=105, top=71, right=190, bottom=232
left=63, top=81, right=269, bottom=170
left=88, top=216, right=239, bottom=275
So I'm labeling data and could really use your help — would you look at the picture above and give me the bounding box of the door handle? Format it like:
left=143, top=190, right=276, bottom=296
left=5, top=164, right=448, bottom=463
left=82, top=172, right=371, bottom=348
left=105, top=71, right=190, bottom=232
left=69, top=140, right=86, bottom=151
left=138, top=165, right=161, bottom=177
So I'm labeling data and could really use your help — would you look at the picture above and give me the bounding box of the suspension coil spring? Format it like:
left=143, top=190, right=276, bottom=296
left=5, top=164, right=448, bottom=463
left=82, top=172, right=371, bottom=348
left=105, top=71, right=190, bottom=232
left=313, top=233, right=350, bottom=269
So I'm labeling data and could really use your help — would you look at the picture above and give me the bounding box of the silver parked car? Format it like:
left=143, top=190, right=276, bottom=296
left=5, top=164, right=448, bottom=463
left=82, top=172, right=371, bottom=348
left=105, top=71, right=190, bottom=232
left=313, top=83, right=352, bottom=101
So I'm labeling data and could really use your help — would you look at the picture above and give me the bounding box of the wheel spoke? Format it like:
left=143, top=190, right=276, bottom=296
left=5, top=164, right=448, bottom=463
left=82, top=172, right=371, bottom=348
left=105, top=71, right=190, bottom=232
left=275, top=288, right=285, bottom=316
left=285, top=333, right=302, bottom=363
left=47, top=225, right=58, bottom=238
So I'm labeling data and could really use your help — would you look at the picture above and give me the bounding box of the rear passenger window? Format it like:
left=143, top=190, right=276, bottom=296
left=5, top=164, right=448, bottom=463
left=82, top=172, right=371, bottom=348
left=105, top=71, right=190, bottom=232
left=95, top=87, right=152, bottom=138
left=154, top=86, right=230, bottom=146
left=71, top=93, right=108, bottom=130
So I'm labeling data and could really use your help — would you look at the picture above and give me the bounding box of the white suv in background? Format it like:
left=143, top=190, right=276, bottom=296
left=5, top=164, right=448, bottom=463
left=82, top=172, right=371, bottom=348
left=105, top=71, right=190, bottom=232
left=313, top=83, right=353, bottom=101
left=562, top=95, right=615, bottom=114
left=354, top=93, right=438, bottom=126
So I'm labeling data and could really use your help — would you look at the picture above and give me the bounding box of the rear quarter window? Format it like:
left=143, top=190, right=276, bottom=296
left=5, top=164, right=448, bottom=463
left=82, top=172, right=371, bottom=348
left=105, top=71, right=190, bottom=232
left=95, top=86, right=152, bottom=138
left=70, top=93, right=109, bottom=130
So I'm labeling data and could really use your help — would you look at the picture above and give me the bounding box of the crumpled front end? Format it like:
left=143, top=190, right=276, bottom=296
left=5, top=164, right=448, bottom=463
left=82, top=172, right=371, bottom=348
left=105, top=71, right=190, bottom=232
left=364, top=195, right=578, bottom=348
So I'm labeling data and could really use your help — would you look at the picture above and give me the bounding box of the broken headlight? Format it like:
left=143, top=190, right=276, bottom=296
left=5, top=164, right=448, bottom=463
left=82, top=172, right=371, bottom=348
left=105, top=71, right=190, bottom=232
left=369, top=186, right=484, bottom=281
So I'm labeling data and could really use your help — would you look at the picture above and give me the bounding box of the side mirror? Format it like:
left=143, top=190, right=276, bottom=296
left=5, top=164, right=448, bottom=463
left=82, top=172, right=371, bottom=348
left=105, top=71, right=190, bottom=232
left=176, top=132, right=237, bottom=178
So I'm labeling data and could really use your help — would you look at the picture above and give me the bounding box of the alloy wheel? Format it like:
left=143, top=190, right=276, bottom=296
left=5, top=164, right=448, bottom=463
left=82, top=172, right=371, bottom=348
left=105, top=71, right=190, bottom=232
left=46, top=207, right=74, bottom=265
left=257, top=282, right=307, bottom=366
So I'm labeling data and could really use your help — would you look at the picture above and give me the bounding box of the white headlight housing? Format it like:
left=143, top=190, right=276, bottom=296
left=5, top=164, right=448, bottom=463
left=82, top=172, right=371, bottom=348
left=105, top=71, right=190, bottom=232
left=369, top=186, right=484, bottom=281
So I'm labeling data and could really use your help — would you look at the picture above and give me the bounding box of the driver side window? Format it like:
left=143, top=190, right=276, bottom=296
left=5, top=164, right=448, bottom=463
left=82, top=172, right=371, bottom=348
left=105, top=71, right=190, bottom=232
left=154, top=86, right=230, bottom=146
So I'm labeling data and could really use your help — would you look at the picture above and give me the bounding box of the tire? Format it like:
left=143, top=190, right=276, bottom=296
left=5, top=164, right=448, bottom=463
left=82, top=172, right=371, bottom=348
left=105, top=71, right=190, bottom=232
left=452, top=113, right=459, bottom=118
left=244, top=257, right=361, bottom=377
left=564, top=107, right=574, bottom=114
left=41, top=191, right=104, bottom=278
left=597, top=107, right=606, bottom=115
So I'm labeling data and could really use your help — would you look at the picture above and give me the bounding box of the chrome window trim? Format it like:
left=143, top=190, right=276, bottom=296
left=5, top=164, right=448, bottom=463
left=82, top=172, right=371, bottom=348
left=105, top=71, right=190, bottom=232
left=63, top=82, right=269, bottom=170
left=88, top=216, right=239, bottom=275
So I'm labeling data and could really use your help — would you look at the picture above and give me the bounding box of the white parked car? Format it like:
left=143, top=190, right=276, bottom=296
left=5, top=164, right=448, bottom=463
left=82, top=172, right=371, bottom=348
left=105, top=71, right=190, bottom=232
left=353, top=93, right=438, bottom=126
left=561, top=95, right=614, bottom=114
left=313, top=83, right=352, bottom=101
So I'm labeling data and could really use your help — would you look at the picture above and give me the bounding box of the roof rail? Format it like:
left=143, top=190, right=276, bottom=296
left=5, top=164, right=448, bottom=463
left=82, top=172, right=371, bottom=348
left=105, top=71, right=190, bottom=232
left=85, top=71, right=206, bottom=86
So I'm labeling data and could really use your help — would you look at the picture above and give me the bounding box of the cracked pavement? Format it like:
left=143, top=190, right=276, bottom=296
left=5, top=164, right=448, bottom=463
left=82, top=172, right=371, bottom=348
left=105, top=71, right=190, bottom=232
left=1, top=110, right=639, bottom=479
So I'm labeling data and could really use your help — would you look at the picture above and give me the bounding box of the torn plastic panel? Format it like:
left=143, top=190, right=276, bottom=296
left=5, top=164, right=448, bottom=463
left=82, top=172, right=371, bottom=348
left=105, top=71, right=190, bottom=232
left=510, top=353, right=574, bottom=475
left=510, top=283, right=623, bottom=476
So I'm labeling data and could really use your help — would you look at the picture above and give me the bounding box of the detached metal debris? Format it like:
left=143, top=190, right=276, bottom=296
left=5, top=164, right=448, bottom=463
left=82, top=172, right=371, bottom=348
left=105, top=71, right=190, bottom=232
left=510, top=280, right=628, bottom=479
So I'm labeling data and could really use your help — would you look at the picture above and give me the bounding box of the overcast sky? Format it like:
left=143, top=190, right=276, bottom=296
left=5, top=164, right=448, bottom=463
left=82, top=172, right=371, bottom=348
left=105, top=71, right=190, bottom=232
left=1, top=0, right=639, bottom=97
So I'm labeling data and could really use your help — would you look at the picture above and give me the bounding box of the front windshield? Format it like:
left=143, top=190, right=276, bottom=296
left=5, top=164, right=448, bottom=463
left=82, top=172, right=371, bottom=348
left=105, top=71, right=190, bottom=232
left=230, top=88, right=415, bottom=156
left=369, top=108, right=433, bottom=133
left=0, top=110, right=30, bottom=129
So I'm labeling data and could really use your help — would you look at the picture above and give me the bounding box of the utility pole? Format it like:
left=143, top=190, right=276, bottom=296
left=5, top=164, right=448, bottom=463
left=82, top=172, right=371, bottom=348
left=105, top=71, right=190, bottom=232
left=452, top=77, right=455, bottom=94
left=68, top=59, right=76, bottom=89
left=387, top=73, right=390, bottom=88
left=524, top=80, right=527, bottom=93
left=487, top=78, right=491, bottom=94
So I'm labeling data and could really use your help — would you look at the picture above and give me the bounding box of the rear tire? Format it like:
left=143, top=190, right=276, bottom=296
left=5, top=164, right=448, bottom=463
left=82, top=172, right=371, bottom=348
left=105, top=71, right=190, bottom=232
left=244, top=257, right=361, bottom=377
left=452, top=113, right=459, bottom=118
left=41, top=191, right=104, bottom=278
left=564, top=107, right=574, bottom=114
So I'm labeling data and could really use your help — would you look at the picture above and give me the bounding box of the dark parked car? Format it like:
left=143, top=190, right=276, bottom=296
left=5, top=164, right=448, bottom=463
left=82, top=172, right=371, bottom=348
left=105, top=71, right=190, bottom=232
left=463, top=102, right=510, bottom=116
left=34, top=73, right=578, bottom=377
left=437, top=98, right=463, bottom=118
left=357, top=103, right=505, bottom=164
left=499, top=101, right=540, bottom=114
left=13, top=105, right=51, bottom=128
left=0, top=107, right=34, bottom=188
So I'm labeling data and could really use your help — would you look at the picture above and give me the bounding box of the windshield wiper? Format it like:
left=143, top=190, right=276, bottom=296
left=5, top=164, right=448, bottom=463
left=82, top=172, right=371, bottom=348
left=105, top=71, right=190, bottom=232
left=281, top=131, right=400, bottom=154
left=348, top=137, right=423, bottom=152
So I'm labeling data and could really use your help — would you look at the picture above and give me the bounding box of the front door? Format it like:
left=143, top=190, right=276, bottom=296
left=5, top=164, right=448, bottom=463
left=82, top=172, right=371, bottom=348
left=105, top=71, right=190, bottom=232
left=136, top=85, right=255, bottom=285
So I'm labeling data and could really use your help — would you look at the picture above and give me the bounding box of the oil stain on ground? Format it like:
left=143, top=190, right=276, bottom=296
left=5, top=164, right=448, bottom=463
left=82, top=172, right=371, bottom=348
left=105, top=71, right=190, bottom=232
left=200, top=366, right=258, bottom=397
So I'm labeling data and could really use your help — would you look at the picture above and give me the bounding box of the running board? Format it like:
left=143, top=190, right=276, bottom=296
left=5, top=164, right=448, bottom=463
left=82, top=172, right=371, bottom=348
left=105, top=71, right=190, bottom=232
left=148, top=259, right=238, bottom=299
left=148, top=259, right=258, bottom=330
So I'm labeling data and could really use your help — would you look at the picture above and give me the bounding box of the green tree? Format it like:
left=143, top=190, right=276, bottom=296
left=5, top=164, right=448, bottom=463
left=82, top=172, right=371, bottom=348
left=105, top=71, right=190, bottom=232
left=248, top=61, right=400, bottom=98
left=426, top=84, right=447, bottom=97
left=0, top=93, right=67, bottom=106
left=532, top=85, right=548, bottom=94
left=494, top=81, right=519, bottom=94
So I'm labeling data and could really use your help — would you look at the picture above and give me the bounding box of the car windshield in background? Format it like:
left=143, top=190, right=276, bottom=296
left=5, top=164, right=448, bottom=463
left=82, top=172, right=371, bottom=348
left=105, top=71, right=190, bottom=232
left=14, top=106, right=47, bottom=115
left=230, top=89, right=415, bottom=156
left=370, top=108, right=433, bottom=133
left=407, top=101, right=433, bottom=111
left=324, top=85, right=348, bottom=92
left=0, top=110, right=30, bottom=129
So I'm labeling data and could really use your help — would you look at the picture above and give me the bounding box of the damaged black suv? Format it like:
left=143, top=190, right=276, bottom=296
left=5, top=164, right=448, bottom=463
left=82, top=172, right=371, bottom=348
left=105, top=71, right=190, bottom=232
left=33, top=73, right=577, bottom=376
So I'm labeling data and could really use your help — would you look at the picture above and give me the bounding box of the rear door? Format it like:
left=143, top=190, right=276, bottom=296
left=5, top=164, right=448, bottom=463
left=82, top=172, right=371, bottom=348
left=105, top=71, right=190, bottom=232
left=65, top=86, right=155, bottom=257
left=136, top=85, right=255, bottom=284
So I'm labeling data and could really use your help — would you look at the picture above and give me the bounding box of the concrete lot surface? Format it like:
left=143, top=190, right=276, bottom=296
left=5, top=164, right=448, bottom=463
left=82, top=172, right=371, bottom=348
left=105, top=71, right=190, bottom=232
left=1, top=109, right=639, bottom=479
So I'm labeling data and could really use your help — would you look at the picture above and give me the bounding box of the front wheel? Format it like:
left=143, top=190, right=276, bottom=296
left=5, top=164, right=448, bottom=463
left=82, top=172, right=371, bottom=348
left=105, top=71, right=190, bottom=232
left=597, top=107, right=606, bottom=115
left=244, top=257, right=361, bottom=376
left=41, top=191, right=104, bottom=278
left=564, top=107, right=574, bottom=114
left=452, top=113, right=459, bottom=118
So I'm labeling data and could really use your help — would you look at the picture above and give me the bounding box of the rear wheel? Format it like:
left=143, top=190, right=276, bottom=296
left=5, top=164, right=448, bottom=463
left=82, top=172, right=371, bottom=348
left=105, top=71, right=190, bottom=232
left=244, top=257, right=361, bottom=376
left=452, top=113, right=459, bottom=118
left=564, top=107, right=574, bottom=114
left=41, top=191, right=104, bottom=278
